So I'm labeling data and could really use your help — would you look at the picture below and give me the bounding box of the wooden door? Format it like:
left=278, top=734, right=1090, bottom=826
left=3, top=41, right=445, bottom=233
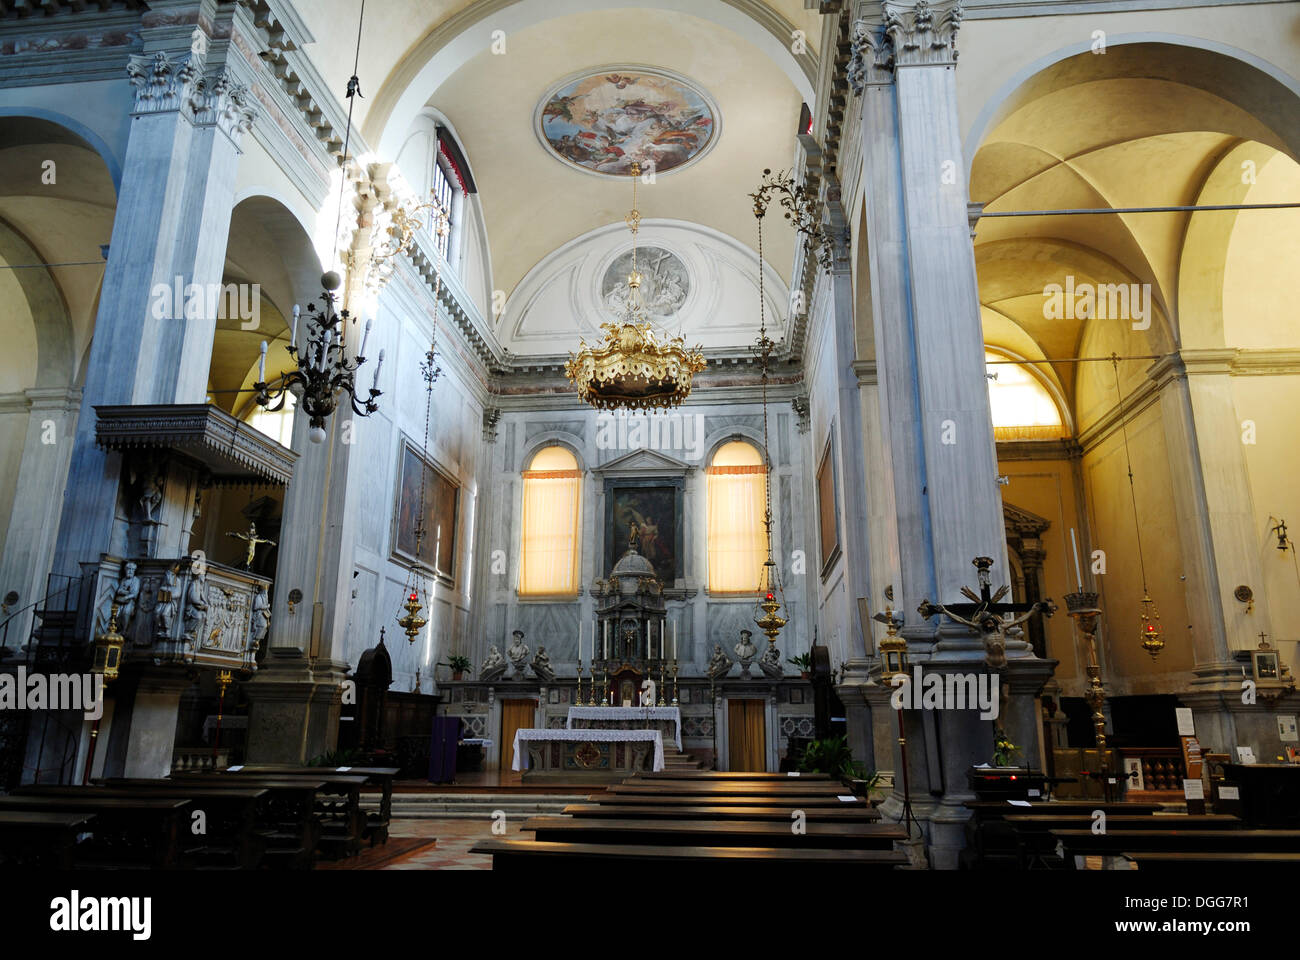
left=500, top=699, right=537, bottom=773
left=727, top=699, right=767, bottom=772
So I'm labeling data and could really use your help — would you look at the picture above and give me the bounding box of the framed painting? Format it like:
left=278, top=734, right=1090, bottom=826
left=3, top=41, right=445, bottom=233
left=817, top=432, right=841, bottom=579
left=392, top=439, right=459, bottom=584
left=603, top=478, right=684, bottom=583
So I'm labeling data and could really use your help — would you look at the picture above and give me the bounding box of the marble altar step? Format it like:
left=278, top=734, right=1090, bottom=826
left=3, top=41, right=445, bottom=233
left=370, top=793, right=587, bottom=819
left=662, top=746, right=705, bottom=770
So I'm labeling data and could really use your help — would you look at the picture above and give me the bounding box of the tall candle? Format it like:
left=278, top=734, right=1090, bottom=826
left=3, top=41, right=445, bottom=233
left=290, top=304, right=300, bottom=350
left=359, top=316, right=372, bottom=359
left=672, top=621, right=676, bottom=660
left=258, top=340, right=267, bottom=383
left=1070, top=527, right=1084, bottom=591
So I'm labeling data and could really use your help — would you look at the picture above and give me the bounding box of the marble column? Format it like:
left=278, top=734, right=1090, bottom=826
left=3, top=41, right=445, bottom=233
left=1150, top=352, right=1271, bottom=752
left=849, top=1, right=1049, bottom=867
left=0, top=387, right=81, bottom=647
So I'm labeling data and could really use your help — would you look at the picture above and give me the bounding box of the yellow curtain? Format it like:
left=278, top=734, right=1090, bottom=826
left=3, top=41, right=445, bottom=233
left=707, top=441, right=766, bottom=594
left=519, top=448, right=581, bottom=596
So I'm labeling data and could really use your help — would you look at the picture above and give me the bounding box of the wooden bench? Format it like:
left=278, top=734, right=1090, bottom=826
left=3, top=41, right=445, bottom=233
left=523, top=816, right=905, bottom=850
left=165, top=775, right=330, bottom=863
left=1054, top=828, right=1300, bottom=859
left=606, top=781, right=849, bottom=797
left=960, top=800, right=1165, bottom=870
left=0, top=810, right=96, bottom=869
left=471, top=837, right=909, bottom=870
left=1124, top=851, right=1300, bottom=870
left=219, top=765, right=400, bottom=846
left=98, top=779, right=269, bottom=869
left=0, top=794, right=188, bottom=869
left=632, top=771, right=832, bottom=781
left=561, top=803, right=882, bottom=823
left=591, top=792, right=868, bottom=808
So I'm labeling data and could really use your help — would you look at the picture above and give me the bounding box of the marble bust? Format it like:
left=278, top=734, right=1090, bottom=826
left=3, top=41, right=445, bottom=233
left=734, top=629, right=758, bottom=677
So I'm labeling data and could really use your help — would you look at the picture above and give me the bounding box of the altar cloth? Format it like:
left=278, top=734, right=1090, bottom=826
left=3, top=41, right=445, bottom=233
left=512, top=728, right=664, bottom=772
left=565, top=705, right=682, bottom=751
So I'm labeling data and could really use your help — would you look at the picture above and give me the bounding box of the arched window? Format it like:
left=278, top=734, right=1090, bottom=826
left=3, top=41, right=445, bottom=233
left=706, top=440, right=767, bottom=593
left=985, top=350, right=1068, bottom=441
left=519, top=446, right=582, bottom=596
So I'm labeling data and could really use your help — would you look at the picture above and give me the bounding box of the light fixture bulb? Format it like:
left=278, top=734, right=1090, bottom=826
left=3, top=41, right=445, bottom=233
left=309, top=425, right=327, bottom=444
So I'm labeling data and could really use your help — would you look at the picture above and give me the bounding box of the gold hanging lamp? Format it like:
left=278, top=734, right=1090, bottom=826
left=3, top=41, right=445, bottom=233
left=1110, top=354, right=1163, bottom=659
left=566, top=163, right=705, bottom=411
left=749, top=184, right=787, bottom=644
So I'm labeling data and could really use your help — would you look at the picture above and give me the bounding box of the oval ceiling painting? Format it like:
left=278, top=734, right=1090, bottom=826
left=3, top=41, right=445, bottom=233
left=537, top=68, right=718, bottom=177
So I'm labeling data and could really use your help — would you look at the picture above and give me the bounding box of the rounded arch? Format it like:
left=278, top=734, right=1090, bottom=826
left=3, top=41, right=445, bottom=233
left=366, top=0, right=818, bottom=160
left=0, top=107, right=123, bottom=192
left=702, top=426, right=769, bottom=467
left=0, top=218, right=73, bottom=390
left=519, top=431, right=588, bottom=473
left=963, top=35, right=1300, bottom=177
left=984, top=346, right=1073, bottom=440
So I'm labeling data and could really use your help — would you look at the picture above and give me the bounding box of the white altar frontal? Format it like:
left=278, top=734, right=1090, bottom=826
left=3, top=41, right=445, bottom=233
left=512, top=728, right=664, bottom=777
left=566, top=705, right=683, bottom=751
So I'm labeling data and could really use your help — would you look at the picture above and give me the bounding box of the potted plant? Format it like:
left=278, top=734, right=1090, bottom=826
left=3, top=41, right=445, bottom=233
left=442, top=655, right=472, bottom=682
left=787, top=652, right=812, bottom=679
left=798, top=735, right=882, bottom=799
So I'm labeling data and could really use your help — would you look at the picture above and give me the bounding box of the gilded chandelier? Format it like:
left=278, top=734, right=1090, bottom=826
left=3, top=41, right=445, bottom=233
left=565, top=163, right=705, bottom=411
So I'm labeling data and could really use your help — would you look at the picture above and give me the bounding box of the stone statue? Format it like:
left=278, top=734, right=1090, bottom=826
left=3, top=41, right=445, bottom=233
left=480, top=644, right=507, bottom=682
left=137, top=470, right=163, bottom=524
left=249, top=583, right=270, bottom=647
left=153, top=565, right=179, bottom=639
left=758, top=641, right=783, bottom=679
left=98, top=560, right=141, bottom=636
left=734, top=629, right=758, bottom=677
left=530, top=645, right=555, bottom=683
left=182, top=567, right=208, bottom=645
left=507, top=629, right=530, bottom=678
left=707, top=642, right=734, bottom=681
left=640, top=678, right=657, bottom=706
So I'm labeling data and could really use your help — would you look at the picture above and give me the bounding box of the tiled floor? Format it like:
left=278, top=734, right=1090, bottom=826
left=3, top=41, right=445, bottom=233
left=382, top=817, right=527, bottom=870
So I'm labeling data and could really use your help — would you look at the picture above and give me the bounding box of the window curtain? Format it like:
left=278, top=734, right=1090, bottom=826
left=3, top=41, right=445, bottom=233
left=519, top=468, right=582, bottom=596
left=707, top=463, right=766, bottom=593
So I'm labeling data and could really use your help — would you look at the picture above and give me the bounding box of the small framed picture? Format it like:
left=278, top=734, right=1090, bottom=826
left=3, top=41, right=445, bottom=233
left=1253, top=650, right=1279, bottom=681
left=790, top=688, right=805, bottom=705
left=679, top=688, right=690, bottom=704
left=548, top=688, right=560, bottom=705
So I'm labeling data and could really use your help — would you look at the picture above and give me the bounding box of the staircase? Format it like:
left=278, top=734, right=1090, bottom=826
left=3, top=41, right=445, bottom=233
left=662, top=744, right=706, bottom=771
left=371, top=793, right=584, bottom=820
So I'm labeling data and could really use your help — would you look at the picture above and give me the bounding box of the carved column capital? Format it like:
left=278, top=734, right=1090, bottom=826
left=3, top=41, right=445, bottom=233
left=882, top=0, right=962, bottom=67
left=127, top=50, right=205, bottom=117
left=847, top=18, right=894, bottom=94
left=192, top=69, right=260, bottom=144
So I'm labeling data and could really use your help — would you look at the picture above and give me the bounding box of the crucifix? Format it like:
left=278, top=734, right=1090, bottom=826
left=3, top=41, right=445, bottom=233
left=226, top=522, right=276, bottom=570
left=918, top=556, right=1057, bottom=671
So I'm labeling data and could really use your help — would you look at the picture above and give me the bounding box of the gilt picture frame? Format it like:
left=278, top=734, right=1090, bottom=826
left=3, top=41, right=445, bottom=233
left=391, top=438, right=459, bottom=584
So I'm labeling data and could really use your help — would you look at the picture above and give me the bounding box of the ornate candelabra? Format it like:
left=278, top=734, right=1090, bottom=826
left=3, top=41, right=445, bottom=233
left=600, top=662, right=609, bottom=706
left=1065, top=589, right=1116, bottom=799
left=671, top=659, right=679, bottom=706
left=658, top=659, right=667, bottom=707
left=576, top=659, right=585, bottom=707
left=253, top=271, right=383, bottom=444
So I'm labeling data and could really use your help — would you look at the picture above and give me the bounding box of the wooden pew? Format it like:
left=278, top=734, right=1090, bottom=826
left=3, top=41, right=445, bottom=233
left=168, top=775, right=340, bottom=866
left=218, top=765, right=400, bottom=845
left=98, top=779, right=269, bottom=869
left=606, top=781, right=849, bottom=797
left=471, top=837, right=909, bottom=870
left=1054, top=828, right=1300, bottom=859
left=523, top=815, right=905, bottom=850
left=561, top=803, right=882, bottom=823
left=1124, top=851, right=1300, bottom=870
left=0, top=810, right=95, bottom=869
left=960, top=800, right=1165, bottom=870
left=0, top=794, right=188, bottom=869
left=591, top=793, right=868, bottom=809
left=632, top=771, right=832, bottom=781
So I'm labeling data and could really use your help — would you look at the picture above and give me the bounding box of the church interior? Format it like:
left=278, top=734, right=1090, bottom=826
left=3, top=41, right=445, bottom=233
left=1, top=0, right=1299, bottom=902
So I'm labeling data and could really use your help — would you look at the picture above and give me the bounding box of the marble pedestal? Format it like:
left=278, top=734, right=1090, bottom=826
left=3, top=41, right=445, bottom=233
left=243, top=651, right=346, bottom=765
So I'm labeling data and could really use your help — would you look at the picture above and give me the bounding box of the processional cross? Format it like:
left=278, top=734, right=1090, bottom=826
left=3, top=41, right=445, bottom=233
left=917, top=556, right=1056, bottom=672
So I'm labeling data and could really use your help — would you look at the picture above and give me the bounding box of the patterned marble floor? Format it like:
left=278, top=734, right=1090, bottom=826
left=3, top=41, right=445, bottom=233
left=381, top=817, right=527, bottom=870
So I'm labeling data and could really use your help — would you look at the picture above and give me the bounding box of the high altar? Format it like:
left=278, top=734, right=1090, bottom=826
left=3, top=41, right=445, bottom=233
left=592, top=527, right=672, bottom=707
